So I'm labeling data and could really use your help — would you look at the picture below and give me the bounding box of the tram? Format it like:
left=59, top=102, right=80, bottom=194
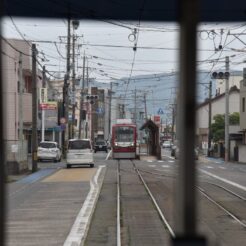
left=111, top=119, right=137, bottom=159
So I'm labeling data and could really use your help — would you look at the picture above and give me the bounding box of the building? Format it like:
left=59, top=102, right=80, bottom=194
left=239, top=68, right=246, bottom=163
left=2, top=39, right=42, bottom=173
left=196, top=86, right=240, bottom=159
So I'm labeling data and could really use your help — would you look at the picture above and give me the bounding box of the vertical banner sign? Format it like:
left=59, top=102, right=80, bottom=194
left=40, top=88, right=47, bottom=103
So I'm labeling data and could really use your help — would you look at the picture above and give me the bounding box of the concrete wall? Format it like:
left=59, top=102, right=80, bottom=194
left=238, top=145, right=246, bottom=163
left=240, top=77, right=246, bottom=130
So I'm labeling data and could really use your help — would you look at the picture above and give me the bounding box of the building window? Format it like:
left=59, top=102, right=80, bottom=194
left=243, top=97, right=245, bottom=113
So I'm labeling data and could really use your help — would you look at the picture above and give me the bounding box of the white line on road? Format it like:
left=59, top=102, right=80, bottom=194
left=162, top=165, right=170, bottom=168
left=162, top=154, right=175, bottom=160
left=206, top=166, right=214, bottom=169
left=106, top=150, right=112, bottom=160
left=219, top=166, right=226, bottom=169
left=148, top=164, right=156, bottom=167
left=63, top=165, right=105, bottom=246
left=199, top=169, right=246, bottom=192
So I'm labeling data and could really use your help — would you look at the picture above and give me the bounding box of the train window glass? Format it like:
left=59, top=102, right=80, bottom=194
left=115, top=127, right=134, bottom=142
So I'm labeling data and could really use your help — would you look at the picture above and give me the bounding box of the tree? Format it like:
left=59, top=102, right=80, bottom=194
left=229, top=112, right=240, bottom=125
left=211, top=113, right=240, bottom=142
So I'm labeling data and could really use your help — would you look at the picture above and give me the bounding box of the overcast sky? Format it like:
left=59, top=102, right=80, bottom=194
left=2, top=18, right=246, bottom=83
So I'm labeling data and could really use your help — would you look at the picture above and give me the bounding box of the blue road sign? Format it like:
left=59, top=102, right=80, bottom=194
left=157, top=108, right=164, bottom=115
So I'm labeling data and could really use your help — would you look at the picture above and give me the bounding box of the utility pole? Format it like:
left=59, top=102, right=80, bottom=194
left=225, top=56, right=230, bottom=161
left=41, top=66, right=46, bottom=142
left=144, top=92, right=147, bottom=120
left=134, top=87, right=137, bottom=124
left=18, top=53, right=24, bottom=161
left=208, top=81, right=212, bottom=156
left=66, top=18, right=71, bottom=140
left=32, top=44, right=38, bottom=172
left=79, top=53, right=86, bottom=139
left=71, top=33, right=76, bottom=138
left=171, top=103, right=176, bottom=143
left=108, top=82, right=112, bottom=138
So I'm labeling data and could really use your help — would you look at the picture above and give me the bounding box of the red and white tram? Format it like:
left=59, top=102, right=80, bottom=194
left=111, top=119, right=137, bottom=159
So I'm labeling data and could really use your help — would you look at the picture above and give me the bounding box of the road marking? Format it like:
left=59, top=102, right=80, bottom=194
left=106, top=150, right=112, bottom=160
left=16, top=169, right=56, bottom=184
left=147, top=160, right=153, bottom=163
left=219, top=166, right=226, bottom=169
left=42, top=168, right=96, bottom=182
left=148, top=164, right=156, bottom=167
left=63, top=165, right=105, bottom=246
left=162, top=165, right=170, bottom=168
left=199, top=169, right=246, bottom=192
left=206, top=166, right=214, bottom=169
left=168, top=160, right=175, bottom=163
left=157, top=160, right=164, bottom=162
left=162, top=154, right=175, bottom=160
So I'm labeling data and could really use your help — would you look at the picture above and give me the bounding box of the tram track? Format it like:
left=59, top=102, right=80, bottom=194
left=116, top=159, right=175, bottom=246
left=132, top=162, right=246, bottom=229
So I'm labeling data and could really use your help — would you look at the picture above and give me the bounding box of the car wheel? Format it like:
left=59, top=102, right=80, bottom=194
left=94, top=150, right=97, bottom=153
left=67, top=164, right=71, bottom=168
left=105, top=150, right=108, bottom=153
left=90, top=164, right=94, bottom=168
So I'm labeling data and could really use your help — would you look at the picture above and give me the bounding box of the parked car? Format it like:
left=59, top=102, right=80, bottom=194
left=94, top=140, right=108, bottom=153
left=66, top=139, right=94, bottom=168
left=162, top=140, right=172, bottom=148
left=37, top=141, right=61, bottom=162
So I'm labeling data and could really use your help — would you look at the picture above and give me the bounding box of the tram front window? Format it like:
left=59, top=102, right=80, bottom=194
left=115, top=127, right=134, bottom=142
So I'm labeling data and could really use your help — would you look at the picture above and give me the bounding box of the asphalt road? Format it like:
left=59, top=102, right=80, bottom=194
left=5, top=149, right=246, bottom=246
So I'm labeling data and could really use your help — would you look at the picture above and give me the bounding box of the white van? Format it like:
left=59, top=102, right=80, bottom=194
left=66, top=139, right=94, bottom=168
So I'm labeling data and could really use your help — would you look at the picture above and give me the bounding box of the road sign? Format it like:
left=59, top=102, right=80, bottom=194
left=157, top=108, right=164, bottom=115
left=96, top=107, right=104, bottom=115
left=40, top=101, right=57, bottom=110
left=60, top=117, right=66, bottom=124
left=40, top=88, right=47, bottom=103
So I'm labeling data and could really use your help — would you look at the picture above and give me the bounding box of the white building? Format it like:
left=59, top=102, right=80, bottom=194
left=196, top=86, right=240, bottom=158
left=239, top=68, right=246, bottom=163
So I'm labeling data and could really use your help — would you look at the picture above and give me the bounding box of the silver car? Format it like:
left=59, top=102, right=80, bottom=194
left=37, top=141, right=62, bottom=162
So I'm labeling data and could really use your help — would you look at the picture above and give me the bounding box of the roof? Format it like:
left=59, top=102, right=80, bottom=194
left=140, top=119, right=159, bottom=131
left=197, top=86, right=240, bottom=109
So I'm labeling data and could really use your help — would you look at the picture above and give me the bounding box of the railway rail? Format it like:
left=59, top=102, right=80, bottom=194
left=116, top=160, right=175, bottom=246
left=130, top=162, right=246, bottom=230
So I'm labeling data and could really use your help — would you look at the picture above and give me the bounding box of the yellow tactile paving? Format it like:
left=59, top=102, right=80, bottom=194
left=42, top=168, right=97, bottom=182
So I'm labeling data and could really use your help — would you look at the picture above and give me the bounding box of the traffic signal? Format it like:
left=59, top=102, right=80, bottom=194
left=211, top=71, right=230, bottom=79
left=85, top=95, right=98, bottom=104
